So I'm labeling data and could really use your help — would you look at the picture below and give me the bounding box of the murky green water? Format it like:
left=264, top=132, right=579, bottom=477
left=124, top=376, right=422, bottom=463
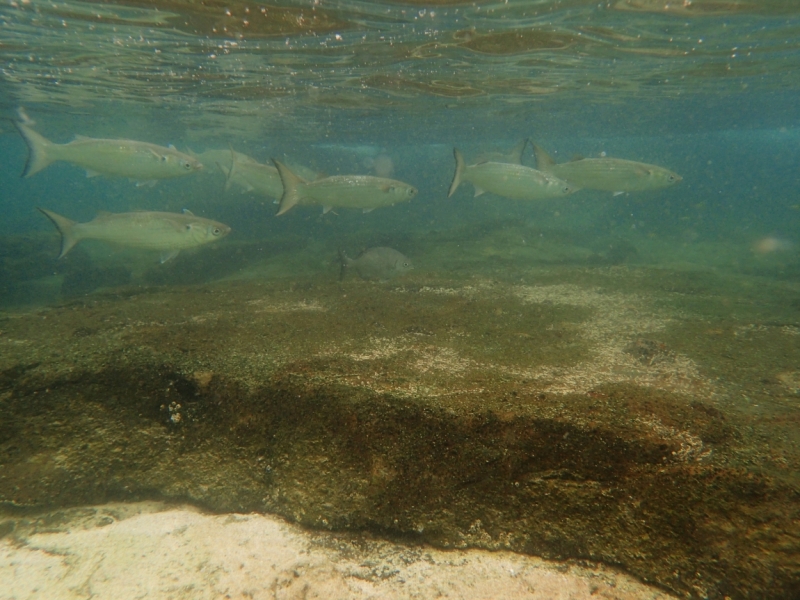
left=1, top=2, right=799, bottom=599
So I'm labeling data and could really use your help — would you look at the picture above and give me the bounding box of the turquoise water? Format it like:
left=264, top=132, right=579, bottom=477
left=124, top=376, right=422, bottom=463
left=1, top=0, right=798, bottom=272
left=2, top=4, right=800, bottom=598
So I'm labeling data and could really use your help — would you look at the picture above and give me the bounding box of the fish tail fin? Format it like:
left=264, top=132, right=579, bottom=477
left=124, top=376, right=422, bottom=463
left=448, top=148, right=465, bottom=198
left=273, top=159, right=305, bottom=216
left=16, top=122, right=55, bottom=177
left=216, top=161, right=231, bottom=180
left=37, top=207, right=80, bottom=258
left=338, top=248, right=353, bottom=281
left=508, top=138, right=527, bottom=165
left=224, top=144, right=238, bottom=191
left=530, top=141, right=556, bottom=171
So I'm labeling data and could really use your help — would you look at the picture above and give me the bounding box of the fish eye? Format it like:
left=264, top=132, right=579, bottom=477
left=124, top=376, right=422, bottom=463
left=668, top=174, right=676, bottom=181
left=407, top=188, right=415, bottom=196
left=185, top=224, right=193, bottom=231
left=183, top=161, right=193, bottom=170
left=212, top=227, right=221, bottom=236
left=403, top=262, right=409, bottom=267
left=563, top=186, right=571, bottom=193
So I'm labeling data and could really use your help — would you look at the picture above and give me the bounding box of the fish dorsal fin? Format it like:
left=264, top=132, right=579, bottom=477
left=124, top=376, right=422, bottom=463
left=363, top=207, right=375, bottom=214
left=473, top=186, right=485, bottom=197
left=570, top=154, right=585, bottom=162
left=530, top=141, right=556, bottom=171
left=182, top=209, right=195, bottom=216
left=322, top=206, right=333, bottom=214
left=168, top=144, right=176, bottom=150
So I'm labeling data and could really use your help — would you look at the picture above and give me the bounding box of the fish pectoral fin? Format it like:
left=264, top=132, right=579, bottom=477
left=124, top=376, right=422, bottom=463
left=160, top=250, right=180, bottom=263
left=362, top=207, right=375, bottom=214
left=134, top=179, right=158, bottom=187
left=182, top=209, right=195, bottom=216
left=73, top=134, right=92, bottom=141
left=613, top=191, right=625, bottom=196
left=148, top=148, right=167, bottom=161
left=85, top=169, right=101, bottom=178
left=473, top=187, right=486, bottom=197
left=322, top=206, right=334, bottom=214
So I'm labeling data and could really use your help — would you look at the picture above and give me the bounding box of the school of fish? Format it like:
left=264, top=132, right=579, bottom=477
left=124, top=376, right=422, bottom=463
left=14, top=115, right=683, bottom=268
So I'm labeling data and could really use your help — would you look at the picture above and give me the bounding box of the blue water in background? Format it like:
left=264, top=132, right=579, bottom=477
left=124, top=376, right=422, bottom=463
left=2, top=6, right=800, bottom=597
left=0, top=0, right=799, bottom=302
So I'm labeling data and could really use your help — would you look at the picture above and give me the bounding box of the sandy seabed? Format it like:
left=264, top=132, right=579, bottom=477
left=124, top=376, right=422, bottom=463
left=0, top=502, right=676, bottom=600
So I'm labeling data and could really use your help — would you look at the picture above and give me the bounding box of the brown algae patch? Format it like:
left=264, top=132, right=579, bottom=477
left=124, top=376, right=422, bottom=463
left=1, top=272, right=799, bottom=599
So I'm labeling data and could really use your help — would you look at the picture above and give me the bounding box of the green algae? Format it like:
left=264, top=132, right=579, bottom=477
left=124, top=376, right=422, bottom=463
left=1, top=222, right=799, bottom=599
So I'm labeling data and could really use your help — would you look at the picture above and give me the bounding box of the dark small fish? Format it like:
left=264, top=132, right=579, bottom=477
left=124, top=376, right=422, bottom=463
left=338, top=247, right=413, bottom=281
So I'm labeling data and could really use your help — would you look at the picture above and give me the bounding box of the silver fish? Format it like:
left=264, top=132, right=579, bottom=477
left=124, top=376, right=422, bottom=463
left=273, top=160, right=417, bottom=216
left=220, top=147, right=283, bottom=197
left=16, top=121, right=203, bottom=183
left=470, top=139, right=528, bottom=165
left=339, top=247, right=413, bottom=281
left=38, top=208, right=230, bottom=263
left=531, top=142, right=682, bottom=193
left=448, top=148, right=576, bottom=200
left=220, top=147, right=322, bottom=200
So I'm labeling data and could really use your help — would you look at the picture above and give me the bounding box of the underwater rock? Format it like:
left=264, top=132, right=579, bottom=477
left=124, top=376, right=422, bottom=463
left=0, top=274, right=798, bottom=599
left=624, top=338, right=675, bottom=366
left=0, top=502, right=676, bottom=599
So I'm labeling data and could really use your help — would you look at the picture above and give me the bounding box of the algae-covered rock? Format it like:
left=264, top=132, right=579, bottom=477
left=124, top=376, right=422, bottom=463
left=0, top=268, right=798, bottom=599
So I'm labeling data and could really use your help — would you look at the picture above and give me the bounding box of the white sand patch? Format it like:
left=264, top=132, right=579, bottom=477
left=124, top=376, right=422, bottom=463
left=412, top=346, right=474, bottom=375
left=511, top=284, right=712, bottom=397
left=416, top=285, right=475, bottom=295
left=245, top=298, right=327, bottom=313
left=0, top=503, right=677, bottom=600
left=347, top=336, right=408, bottom=361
